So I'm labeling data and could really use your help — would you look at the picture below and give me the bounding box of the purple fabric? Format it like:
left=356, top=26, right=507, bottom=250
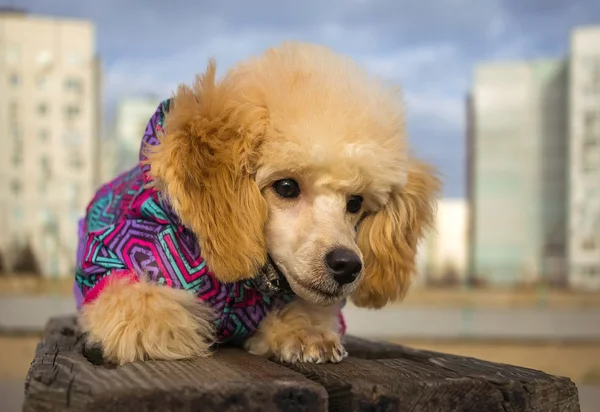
left=73, top=99, right=299, bottom=344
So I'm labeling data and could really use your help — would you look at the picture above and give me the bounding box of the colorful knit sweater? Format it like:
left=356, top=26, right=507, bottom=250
left=74, top=100, right=347, bottom=345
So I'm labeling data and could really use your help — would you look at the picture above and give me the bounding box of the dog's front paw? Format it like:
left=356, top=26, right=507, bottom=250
left=246, top=329, right=347, bottom=364
left=78, top=275, right=215, bottom=365
left=280, top=331, right=348, bottom=364
left=245, top=299, right=347, bottom=364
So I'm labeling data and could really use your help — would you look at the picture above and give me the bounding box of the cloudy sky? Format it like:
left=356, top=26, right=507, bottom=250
left=17, top=0, right=600, bottom=197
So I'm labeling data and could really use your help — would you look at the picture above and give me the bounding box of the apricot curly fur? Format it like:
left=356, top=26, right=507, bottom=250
left=91, top=42, right=443, bottom=366
left=352, top=160, right=440, bottom=308
left=79, top=275, right=215, bottom=365
left=144, top=61, right=269, bottom=283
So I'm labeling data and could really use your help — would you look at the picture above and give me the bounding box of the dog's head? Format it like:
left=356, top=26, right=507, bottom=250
left=146, top=42, right=440, bottom=308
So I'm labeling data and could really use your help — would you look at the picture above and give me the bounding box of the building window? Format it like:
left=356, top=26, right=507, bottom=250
left=584, top=111, right=600, bottom=136
left=9, top=101, right=18, bottom=120
left=69, top=152, right=84, bottom=170
left=64, top=105, right=80, bottom=121
left=11, top=127, right=21, bottom=142
left=40, top=156, right=52, bottom=175
left=579, top=265, right=599, bottom=278
left=581, top=150, right=599, bottom=173
left=12, top=132, right=23, bottom=165
left=64, top=78, right=83, bottom=93
left=587, top=57, right=600, bottom=84
left=13, top=208, right=23, bottom=223
left=70, top=211, right=81, bottom=226
left=37, top=102, right=49, bottom=115
left=37, top=209, right=51, bottom=225
left=11, top=180, right=22, bottom=195
left=5, top=45, right=21, bottom=64
left=63, top=131, right=82, bottom=145
left=66, top=183, right=80, bottom=204
left=12, top=155, right=21, bottom=167
left=37, top=75, right=49, bottom=90
left=37, top=50, right=52, bottom=66
left=583, top=57, right=600, bottom=96
left=583, top=138, right=598, bottom=149
left=67, top=146, right=85, bottom=170
left=38, top=129, right=50, bottom=142
left=584, top=85, right=600, bottom=97
left=9, top=73, right=20, bottom=87
left=66, top=52, right=82, bottom=66
left=582, top=237, right=597, bottom=251
left=581, top=111, right=600, bottom=173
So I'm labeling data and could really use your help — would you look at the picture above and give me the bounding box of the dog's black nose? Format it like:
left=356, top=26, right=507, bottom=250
left=325, top=248, right=362, bottom=285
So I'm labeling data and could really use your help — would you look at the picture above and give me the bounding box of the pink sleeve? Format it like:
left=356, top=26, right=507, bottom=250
left=82, top=270, right=139, bottom=305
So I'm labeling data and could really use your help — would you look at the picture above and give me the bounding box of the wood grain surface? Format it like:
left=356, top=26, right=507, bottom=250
left=23, top=317, right=580, bottom=412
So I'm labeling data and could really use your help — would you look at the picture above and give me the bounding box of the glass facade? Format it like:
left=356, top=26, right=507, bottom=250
left=469, top=60, right=568, bottom=286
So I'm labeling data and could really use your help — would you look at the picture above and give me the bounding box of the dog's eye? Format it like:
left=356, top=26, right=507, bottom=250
left=346, top=195, right=363, bottom=214
left=273, top=179, right=300, bottom=198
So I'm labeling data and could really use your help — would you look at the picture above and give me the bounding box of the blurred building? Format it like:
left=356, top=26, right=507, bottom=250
left=468, top=25, right=600, bottom=289
left=0, top=9, right=101, bottom=277
left=101, top=96, right=160, bottom=181
left=417, top=198, right=469, bottom=286
left=468, top=59, right=569, bottom=287
left=568, top=27, right=600, bottom=290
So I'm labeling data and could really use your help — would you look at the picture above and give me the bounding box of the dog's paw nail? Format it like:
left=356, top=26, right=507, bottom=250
left=334, top=346, right=348, bottom=360
left=281, top=351, right=300, bottom=364
left=270, top=332, right=346, bottom=364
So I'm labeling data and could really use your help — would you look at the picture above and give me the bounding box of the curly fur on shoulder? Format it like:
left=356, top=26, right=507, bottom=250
left=144, top=61, right=269, bottom=283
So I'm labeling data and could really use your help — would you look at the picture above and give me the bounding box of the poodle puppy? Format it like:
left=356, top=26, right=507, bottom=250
left=75, top=42, right=440, bottom=365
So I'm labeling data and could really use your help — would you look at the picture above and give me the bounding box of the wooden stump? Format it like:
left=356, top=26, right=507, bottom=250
left=23, top=317, right=580, bottom=412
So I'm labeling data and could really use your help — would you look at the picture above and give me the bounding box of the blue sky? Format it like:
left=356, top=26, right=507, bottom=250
left=16, top=0, right=600, bottom=197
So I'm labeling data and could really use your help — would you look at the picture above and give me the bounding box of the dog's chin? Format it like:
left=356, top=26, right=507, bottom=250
left=285, top=278, right=354, bottom=306
left=277, top=264, right=357, bottom=306
left=253, top=255, right=357, bottom=305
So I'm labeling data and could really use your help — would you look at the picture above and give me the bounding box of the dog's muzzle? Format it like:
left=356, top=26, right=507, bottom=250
left=251, top=255, right=294, bottom=297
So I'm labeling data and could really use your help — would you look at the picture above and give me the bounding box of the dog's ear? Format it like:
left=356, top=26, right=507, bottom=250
left=352, top=159, right=440, bottom=308
left=145, top=61, right=269, bottom=283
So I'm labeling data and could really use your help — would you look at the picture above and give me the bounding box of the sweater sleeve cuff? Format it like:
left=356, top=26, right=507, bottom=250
left=82, top=270, right=139, bottom=305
